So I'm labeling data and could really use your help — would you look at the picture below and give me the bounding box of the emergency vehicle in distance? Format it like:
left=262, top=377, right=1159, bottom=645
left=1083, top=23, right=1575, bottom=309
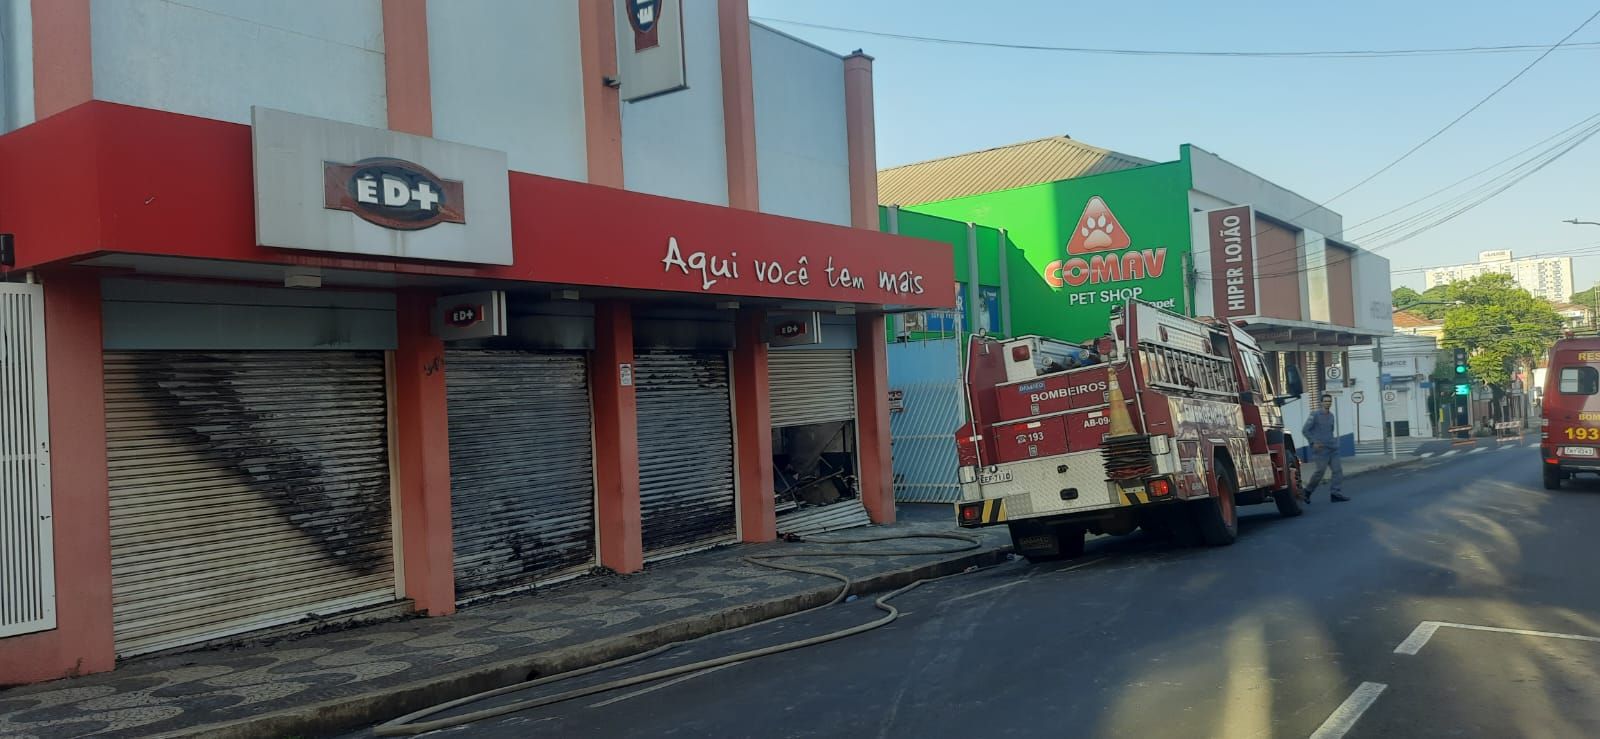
left=955, top=300, right=1306, bottom=560
left=1539, top=335, right=1600, bottom=489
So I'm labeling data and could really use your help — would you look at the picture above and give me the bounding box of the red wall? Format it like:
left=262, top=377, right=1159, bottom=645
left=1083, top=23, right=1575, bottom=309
left=0, top=273, right=115, bottom=684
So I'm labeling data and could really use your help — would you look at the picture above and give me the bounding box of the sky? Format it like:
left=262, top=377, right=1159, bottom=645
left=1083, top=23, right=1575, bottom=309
left=749, top=0, right=1600, bottom=297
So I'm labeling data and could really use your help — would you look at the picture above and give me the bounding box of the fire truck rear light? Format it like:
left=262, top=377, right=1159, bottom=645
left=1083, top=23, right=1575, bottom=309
left=1012, top=345, right=1031, bottom=362
left=1149, top=479, right=1173, bottom=497
left=960, top=504, right=981, bottom=523
left=1545, top=458, right=1559, bottom=465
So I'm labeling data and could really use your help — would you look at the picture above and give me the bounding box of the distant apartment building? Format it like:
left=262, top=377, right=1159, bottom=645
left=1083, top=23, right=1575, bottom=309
left=1423, top=250, right=1573, bottom=302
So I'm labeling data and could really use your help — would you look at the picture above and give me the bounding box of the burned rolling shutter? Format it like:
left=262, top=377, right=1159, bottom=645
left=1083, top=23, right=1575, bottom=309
left=635, top=350, right=737, bottom=557
left=446, top=350, right=596, bottom=598
left=103, top=351, right=395, bottom=657
left=768, top=349, right=857, bottom=428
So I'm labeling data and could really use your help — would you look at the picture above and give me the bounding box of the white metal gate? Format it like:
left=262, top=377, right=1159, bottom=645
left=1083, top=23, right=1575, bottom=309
left=0, top=284, right=54, bottom=638
left=635, top=351, right=737, bottom=558
left=104, top=351, right=396, bottom=656
left=447, top=350, right=596, bottom=598
left=768, top=350, right=856, bottom=427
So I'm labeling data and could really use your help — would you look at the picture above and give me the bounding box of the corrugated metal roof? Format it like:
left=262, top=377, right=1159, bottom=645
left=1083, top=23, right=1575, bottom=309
left=878, top=136, right=1155, bottom=206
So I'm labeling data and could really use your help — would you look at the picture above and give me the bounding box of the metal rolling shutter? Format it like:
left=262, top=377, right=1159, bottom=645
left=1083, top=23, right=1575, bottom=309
left=635, top=351, right=737, bottom=556
left=447, top=350, right=596, bottom=598
left=769, top=350, right=857, bottom=428
left=104, top=351, right=395, bottom=657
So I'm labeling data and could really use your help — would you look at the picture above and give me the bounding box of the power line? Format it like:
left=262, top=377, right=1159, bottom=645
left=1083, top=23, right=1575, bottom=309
left=1302, top=8, right=1600, bottom=212
left=1239, top=115, right=1600, bottom=281
left=754, top=17, right=1600, bottom=58
left=1183, top=8, right=1599, bottom=284
left=1242, top=111, right=1600, bottom=279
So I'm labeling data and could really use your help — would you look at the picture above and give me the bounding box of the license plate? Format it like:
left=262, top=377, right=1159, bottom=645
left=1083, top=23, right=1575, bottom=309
left=979, top=470, right=1013, bottom=484
left=1562, top=446, right=1597, bottom=457
left=1017, top=535, right=1057, bottom=553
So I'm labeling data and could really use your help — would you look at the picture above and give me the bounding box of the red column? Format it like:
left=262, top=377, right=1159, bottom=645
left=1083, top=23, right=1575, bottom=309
left=393, top=291, right=455, bottom=615
left=843, top=52, right=879, bottom=229
left=578, top=0, right=624, bottom=187
left=591, top=302, right=642, bottom=573
left=0, top=271, right=115, bottom=683
left=718, top=0, right=759, bottom=210
left=733, top=309, right=775, bottom=542
left=855, top=314, right=894, bottom=524
left=31, top=0, right=93, bottom=120
left=380, top=0, right=434, bottom=136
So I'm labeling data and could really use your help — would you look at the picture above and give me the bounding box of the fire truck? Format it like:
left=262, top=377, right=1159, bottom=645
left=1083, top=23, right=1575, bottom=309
left=954, top=300, right=1305, bottom=560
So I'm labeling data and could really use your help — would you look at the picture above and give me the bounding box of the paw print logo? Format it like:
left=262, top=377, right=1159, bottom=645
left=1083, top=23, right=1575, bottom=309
left=1066, top=196, right=1132, bottom=255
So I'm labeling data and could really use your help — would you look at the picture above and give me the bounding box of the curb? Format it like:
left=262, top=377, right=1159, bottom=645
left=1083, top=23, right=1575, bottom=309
left=154, top=543, right=1010, bottom=739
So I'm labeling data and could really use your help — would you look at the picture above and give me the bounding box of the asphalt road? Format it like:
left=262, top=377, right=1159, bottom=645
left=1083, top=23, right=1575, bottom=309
left=359, top=440, right=1600, bottom=738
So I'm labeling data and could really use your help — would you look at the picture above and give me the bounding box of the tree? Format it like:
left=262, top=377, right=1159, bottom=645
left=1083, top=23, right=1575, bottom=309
left=1569, top=283, right=1599, bottom=313
left=1439, top=273, right=1563, bottom=388
left=1393, top=285, right=1455, bottom=319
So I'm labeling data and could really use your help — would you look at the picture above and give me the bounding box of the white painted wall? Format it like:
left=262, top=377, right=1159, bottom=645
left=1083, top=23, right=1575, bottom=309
left=1353, top=249, right=1395, bottom=333
left=0, top=0, right=35, bottom=133
left=622, top=0, right=728, bottom=205
left=1301, top=229, right=1330, bottom=323
left=1187, top=189, right=1240, bottom=318
left=749, top=23, right=849, bottom=226
left=90, top=0, right=386, bottom=127
left=1186, top=144, right=1343, bottom=238
left=427, top=0, right=586, bottom=181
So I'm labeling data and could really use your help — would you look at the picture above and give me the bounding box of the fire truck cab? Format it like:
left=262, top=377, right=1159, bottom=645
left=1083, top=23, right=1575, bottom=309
left=955, top=300, right=1305, bottom=560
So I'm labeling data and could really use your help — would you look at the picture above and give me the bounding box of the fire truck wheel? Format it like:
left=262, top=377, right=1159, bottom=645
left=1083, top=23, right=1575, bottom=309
left=1194, top=464, right=1240, bottom=546
left=1273, top=449, right=1305, bottom=518
left=1543, top=465, right=1562, bottom=490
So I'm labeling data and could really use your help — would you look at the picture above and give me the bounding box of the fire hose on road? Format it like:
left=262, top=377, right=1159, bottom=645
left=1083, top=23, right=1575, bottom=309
left=374, top=531, right=986, bottom=736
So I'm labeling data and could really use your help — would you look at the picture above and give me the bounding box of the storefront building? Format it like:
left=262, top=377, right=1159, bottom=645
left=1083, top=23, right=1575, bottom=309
left=0, top=1, right=952, bottom=684
left=880, top=139, right=1393, bottom=447
left=1347, top=335, right=1440, bottom=440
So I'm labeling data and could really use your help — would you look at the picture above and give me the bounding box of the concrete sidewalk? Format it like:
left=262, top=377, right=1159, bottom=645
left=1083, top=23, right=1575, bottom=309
left=0, top=508, right=1007, bottom=739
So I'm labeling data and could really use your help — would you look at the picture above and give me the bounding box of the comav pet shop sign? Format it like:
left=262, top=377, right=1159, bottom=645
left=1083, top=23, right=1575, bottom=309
left=1042, top=196, right=1175, bottom=310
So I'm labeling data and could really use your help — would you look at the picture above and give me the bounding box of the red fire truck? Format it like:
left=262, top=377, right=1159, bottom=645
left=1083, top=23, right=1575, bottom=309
left=954, top=300, right=1305, bottom=560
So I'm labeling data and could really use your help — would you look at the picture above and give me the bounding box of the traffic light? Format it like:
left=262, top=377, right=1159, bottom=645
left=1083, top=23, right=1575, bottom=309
left=1453, top=347, right=1469, bottom=376
left=1455, top=383, right=1471, bottom=396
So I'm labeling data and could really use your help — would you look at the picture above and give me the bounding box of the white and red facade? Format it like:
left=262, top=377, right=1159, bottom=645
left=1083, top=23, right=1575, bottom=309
left=0, top=0, right=951, bottom=684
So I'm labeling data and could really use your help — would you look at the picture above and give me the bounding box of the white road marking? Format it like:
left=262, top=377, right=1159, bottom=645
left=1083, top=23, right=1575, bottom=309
left=1441, top=449, right=1463, bottom=457
left=586, top=662, right=741, bottom=708
left=1468, top=446, right=1487, bottom=454
left=1394, top=622, right=1441, bottom=655
left=1309, top=682, right=1387, bottom=739
left=1395, top=620, right=1600, bottom=655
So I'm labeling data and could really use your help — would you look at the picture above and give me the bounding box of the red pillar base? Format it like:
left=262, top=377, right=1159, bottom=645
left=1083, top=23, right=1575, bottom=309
left=592, top=302, right=643, bottom=573
left=734, top=309, right=776, bottom=542
left=394, top=291, right=455, bottom=616
left=0, top=271, right=115, bottom=684
left=855, top=314, right=894, bottom=524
